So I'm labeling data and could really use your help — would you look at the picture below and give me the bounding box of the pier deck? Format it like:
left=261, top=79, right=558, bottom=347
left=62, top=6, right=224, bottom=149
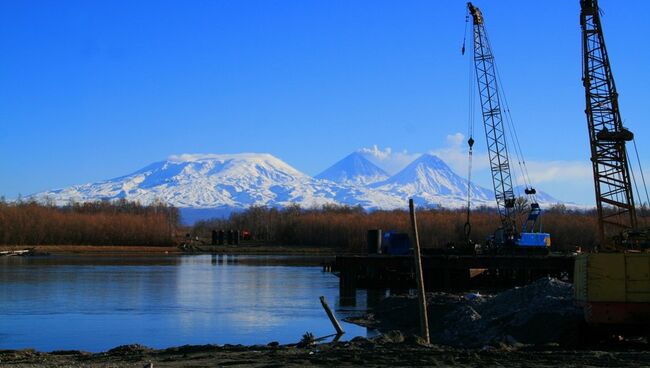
left=333, top=254, right=575, bottom=293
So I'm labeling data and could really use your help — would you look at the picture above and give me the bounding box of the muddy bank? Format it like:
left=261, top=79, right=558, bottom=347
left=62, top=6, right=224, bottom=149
left=185, top=244, right=340, bottom=255
left=0, top=245, right=182, bottom=255
left=347, top=278, right=588, bottom=348
left=0, top=244, right=340, bottom=256
left=1, top=332, right=649, bottom=367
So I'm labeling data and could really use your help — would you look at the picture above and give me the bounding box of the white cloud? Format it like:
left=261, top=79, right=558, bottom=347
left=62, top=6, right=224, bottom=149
left=520, top=161, right=592, bottom=184
left=446, top=132, right=464, bottom=146
left=355, top=133, right=633, bottom=205
left=429, top=132, right=591, bottom=185
left=430, top=133, right=491, bottom=174
left=358, top=145, right=392, bottom=160
left=358, top=145, right=419, bottom=174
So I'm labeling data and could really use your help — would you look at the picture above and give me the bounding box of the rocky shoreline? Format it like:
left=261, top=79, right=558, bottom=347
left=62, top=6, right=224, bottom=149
left=2, top=332, right=649, bottom=367
left=347, top=278, right=587, bottom=348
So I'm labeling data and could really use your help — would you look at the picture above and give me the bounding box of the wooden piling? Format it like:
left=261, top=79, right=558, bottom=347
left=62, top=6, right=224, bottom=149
left=319, top=296, right=345, bottom=335
left=409, top=199, right=430, bottom=344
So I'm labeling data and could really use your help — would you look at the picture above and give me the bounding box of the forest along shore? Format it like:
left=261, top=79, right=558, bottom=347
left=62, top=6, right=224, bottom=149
left=3, top=200, right=624, bottom=254
left=1, top=332, right=649, bottom=368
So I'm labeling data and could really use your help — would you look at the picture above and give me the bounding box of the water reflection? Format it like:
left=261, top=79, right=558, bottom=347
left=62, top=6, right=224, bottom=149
left=0, top=255, right=372, bottom=352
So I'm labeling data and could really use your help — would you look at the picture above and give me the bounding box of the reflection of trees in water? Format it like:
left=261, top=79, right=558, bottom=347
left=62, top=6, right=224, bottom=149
left=2, top=255, right=360, bottom=350
left=175, top=256, right=335, bottom=334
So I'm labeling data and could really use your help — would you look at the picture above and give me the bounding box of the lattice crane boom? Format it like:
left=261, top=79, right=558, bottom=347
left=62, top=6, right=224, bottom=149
left=580, top=0, right=637, bottom=245
left=466, top=2, right=550, bottom=250
left=467, top=2, right=517, bottom=232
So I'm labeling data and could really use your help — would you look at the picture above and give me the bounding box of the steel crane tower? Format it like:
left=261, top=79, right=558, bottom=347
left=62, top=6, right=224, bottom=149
left=467, top=2, right=549, bottom=249
left=468, top=2, right=516, bottom=231
left=575, top=0, right=650, bottom=329
left=580, top=0, right=638, bottom=246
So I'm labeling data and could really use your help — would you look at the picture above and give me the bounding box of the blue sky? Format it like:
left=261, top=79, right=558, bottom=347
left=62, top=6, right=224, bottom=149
left=1, top=0, right=648, bottom=204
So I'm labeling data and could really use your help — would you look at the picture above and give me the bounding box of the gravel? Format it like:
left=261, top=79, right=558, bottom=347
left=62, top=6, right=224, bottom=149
left=348, top=277, right=585, bottom=348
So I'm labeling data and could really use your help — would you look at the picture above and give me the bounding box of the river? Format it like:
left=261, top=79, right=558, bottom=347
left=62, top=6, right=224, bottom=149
left=0, top=254, right=374, bottom=352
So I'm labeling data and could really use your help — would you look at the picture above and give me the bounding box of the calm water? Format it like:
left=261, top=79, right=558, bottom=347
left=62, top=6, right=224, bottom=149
left=0, top=254, right=374, bottom=352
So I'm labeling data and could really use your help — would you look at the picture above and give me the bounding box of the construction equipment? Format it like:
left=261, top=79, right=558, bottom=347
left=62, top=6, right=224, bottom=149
left=575, top=0, right=650, bottom=328
left=465, top=2, right=550, bottom=252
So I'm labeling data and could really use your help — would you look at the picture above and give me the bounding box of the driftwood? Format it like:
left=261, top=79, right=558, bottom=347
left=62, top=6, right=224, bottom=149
left=319, top=296, right=345, bottom=336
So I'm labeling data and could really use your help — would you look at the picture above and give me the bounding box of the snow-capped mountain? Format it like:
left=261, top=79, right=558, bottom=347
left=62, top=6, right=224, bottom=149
left=35, top=153, right=343, bottom=210
left=372, top=154, right=493, bottom=207
left=30, top=152, right=567, bottom=222
left=316, top=152, right=389, bottom=185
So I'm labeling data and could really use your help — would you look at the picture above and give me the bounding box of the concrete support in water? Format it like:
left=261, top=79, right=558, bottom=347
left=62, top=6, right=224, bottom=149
left=339, top=259, right=358, bottom=306
left=211, top=230, right=218, bottom=245
left=218, top=230, right=225, bottom=245
left=366, top=288, right=385, bottom=307
left=367, top=229, right=382, bottom=254
left=233, top=230, right=240, bottom=245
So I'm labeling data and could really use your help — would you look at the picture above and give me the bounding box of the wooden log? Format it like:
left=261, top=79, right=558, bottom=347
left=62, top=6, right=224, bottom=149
left=319, top=296, right=345, bottom=335
left=409, top=199, right=430, bottom=344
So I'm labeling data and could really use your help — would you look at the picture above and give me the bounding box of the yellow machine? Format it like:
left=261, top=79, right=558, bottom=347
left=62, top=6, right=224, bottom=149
left=575, top=253, right=650, bottom=326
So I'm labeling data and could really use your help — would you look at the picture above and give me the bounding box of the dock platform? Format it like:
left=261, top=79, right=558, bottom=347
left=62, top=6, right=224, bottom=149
left=332, top=254, right=575, bottom=293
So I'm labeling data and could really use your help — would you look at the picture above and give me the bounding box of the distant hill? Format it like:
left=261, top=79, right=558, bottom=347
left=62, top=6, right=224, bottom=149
left=316, top=152, right=389, bottom=185
left=373, top=154, right=493, bottom=207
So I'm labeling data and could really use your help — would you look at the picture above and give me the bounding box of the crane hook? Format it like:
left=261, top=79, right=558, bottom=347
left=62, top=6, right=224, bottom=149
left=461, top=14, right=469, bottom=55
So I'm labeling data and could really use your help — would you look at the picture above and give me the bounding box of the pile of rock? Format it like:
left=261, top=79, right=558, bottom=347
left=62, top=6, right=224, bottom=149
left=348, top=277, right=584, bottom=348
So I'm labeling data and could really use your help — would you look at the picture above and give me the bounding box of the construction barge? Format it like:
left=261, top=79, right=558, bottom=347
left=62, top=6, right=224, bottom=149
left=330, top=253, right=575, bottom=293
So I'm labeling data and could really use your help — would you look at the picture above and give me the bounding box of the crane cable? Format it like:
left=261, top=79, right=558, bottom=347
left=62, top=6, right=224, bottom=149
left=463, top=10, right=474, bottom=241
left=628, top=147, right=644, bottom=228
left=488, top=30, right=537, bottom=203
left=632, top=138, right=650, bottom=226
left=461, top=11, right=469, bottom=56
left=466, top=135, right=475, bottom=240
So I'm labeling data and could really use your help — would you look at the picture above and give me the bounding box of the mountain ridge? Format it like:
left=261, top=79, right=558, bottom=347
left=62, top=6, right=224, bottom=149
left=30, top=152, right=567, bottom=222
left=316, top=152, right=389, bottom=185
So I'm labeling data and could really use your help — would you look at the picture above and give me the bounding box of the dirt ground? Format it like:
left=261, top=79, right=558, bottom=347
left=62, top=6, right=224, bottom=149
left=1, top=333, right=649, bottom=367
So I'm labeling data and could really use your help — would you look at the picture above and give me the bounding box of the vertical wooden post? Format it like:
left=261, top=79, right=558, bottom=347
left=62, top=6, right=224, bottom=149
left=409, top=199, right=430, bottom=343
left=319, top=296, right=345, bottom=335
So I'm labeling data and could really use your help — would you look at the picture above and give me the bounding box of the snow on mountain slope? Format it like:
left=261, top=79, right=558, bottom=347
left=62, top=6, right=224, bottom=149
left=30, top=152, right=575, bottom=220
left=315, top=152, right=389, bottom=185
left=372, top=154, right=494, bottom=208
left=33, top=153, right=343, bottom=209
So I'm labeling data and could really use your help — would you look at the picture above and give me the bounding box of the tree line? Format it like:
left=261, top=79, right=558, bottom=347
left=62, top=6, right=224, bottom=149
left=193, top=203, right=621, bottom=252
left=0, top=199, right=179, bottom=246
